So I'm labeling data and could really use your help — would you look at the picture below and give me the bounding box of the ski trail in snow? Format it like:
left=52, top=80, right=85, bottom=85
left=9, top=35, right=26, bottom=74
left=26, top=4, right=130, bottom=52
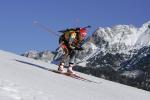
left=0, top=78, right=54, bottom=100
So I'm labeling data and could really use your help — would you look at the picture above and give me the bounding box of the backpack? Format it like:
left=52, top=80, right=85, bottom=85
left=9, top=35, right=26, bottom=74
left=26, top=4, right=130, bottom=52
left=58, top=28, right=79, bottom=44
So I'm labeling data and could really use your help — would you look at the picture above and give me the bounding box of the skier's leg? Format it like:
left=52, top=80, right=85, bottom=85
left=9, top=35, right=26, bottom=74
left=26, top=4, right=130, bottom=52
left=53, top=46, right=64, bottom=61
left=58, top=62, right=65, bottom=73
left=67, top=63, right=75, bottom=74
left=58, top=46, right=69, bottom=73
left=67, top=50, right=78, bottom=74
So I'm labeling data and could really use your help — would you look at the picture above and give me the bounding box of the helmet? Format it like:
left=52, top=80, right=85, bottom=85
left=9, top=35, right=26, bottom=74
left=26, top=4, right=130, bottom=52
left=79, top=28, right=87, bottom=37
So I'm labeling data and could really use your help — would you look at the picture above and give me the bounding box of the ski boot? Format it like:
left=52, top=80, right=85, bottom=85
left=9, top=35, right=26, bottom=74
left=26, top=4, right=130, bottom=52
left=58, top=62, right=65, bottom=73
left=67, top=63, right=75, bottom=75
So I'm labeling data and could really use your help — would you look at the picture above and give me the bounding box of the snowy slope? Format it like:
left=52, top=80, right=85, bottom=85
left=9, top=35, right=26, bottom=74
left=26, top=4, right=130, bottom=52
left=0, top=50, right=150, bottom=100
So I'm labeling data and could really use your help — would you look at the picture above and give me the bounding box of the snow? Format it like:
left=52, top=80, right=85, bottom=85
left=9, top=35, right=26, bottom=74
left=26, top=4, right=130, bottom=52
left=136, top=22, right=150, bottom=46
left=0, top=50, right=150, bottom=100
left=91, top=21, right=150, bottom=56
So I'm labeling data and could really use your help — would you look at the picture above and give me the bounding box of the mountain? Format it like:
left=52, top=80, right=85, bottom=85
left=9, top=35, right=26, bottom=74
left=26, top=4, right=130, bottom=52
left=0, top=50, right=150, bottom=100
left=21, top=50, right=54, bottom=63
left=75, top=21, right=150, bottom=91
left=90, top=21, right=150, bottom=53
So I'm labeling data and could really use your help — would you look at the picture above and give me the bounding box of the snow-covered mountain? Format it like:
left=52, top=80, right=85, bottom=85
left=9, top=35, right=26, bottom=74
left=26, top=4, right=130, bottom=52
left=76, top=21, right=150, bottom=69
left=75, top=21, right=150, bottom=91
left=136, top=22, right=150, bottom=47
left=0, top=50, right=150, bottom=100
left=91, top=21, right=150, bottom=53
left=21, top=50, right=54, bottom=63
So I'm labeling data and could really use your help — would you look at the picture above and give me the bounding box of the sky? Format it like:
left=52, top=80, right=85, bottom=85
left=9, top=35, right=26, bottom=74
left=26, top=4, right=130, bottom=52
left=0, top=0, right=150, bottom=54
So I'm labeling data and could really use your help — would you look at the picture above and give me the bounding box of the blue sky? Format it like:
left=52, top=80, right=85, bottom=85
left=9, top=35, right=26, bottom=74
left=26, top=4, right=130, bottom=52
left=0, top=0, right=149, bottom=54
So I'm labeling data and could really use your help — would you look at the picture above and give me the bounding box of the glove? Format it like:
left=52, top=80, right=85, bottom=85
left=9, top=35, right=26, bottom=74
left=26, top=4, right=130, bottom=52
left=69, top=44, right=75, bottom=50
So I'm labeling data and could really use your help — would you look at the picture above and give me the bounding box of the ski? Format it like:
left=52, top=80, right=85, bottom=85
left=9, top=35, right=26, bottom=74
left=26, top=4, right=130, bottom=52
left=48, top=69, right=98, bottom=83
left=69, top=73, right=99, bottom=83
left=15, top=60, right=99, bottom=84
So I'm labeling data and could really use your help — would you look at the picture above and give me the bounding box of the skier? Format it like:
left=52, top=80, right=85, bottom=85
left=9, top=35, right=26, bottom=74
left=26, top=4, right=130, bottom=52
left=54, top=27, right=89, bottom=74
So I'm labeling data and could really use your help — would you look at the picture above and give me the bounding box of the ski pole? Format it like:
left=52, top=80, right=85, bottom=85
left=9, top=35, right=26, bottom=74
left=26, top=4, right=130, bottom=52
left=33, top=21, right=60, bottom=37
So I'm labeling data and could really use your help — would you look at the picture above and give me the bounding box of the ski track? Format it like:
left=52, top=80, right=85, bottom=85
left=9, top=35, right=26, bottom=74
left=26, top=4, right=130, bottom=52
left=0, top=78, right=54, bottom=100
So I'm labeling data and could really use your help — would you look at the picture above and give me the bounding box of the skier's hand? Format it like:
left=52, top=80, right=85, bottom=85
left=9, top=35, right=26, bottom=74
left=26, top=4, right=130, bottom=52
left=69, top=44, right=75, bottom=50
